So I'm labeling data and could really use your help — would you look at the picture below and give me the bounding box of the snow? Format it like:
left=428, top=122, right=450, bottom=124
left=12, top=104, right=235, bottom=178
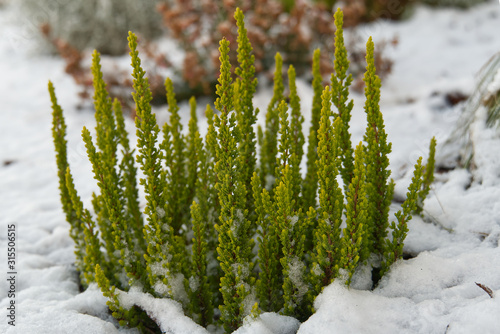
left=298, top=245, right=500, bottom=334
left=289, top=215, right=299, bottom=227
left=1, top=0, right=500, bottom=333
left=119, top=286, right=209, bottom=334
left=169, top=272, right=189, bottom=306
left=286, top=256, right=308, bottom=301
left=241, top=284, right=257, bottom=318
left=189, top=275, right=200, bottom=292
left=235, top=313, right=300, bottom=334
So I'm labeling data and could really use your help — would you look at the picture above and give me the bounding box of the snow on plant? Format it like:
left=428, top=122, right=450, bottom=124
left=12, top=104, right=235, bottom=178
left=50, top=8, right=436, bottom=333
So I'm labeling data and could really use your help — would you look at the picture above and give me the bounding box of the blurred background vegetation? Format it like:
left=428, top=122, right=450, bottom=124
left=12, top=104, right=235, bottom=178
left=12, top=0, right=491, bottom=109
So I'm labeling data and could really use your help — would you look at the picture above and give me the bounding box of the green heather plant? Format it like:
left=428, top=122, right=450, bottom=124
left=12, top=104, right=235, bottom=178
left=213, top=34, right=257, bottom=332
left=252, top=171, right=282, bottom=312
left=363, top=36, right=396, bottom=259
left=331, top=9, right=355, bottom=191
left=381, top=157, right=424, bottom=276
left=259, top=52, right=284, bottom=192
left=302, top=49, right=323, bottom=212
left=50, top=81, right=86, bottom=283
left=310, top=87, right=344, bottom=296
left=340, top=142, right=368, bottom=284
left=50, top=8, right=436, bottom=333
left=417, top=136, right=436, bottom=214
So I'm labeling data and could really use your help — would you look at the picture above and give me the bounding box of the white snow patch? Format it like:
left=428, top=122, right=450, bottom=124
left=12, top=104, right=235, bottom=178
left=169, top=272, right=189, bottom=306
left=153, top=280, right=170, bottom=297
left=287, top=256, right=308, bottom=301
left=234, top=312, right=300, bottom=334
left=298, top=281, right=433, bottom=334
left=311, top=263, right=323, bottom=277
left=156, top=206, right=166, bottom=219
left=149, top=260, right=168, bottom=277
left=189, top=276, right=200, bottom=292
left=230, top=209, right=245, bottom=237
left=119, top=288, right=209, bottom=334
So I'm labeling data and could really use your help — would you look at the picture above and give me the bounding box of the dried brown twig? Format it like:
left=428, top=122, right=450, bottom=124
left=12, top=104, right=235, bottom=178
left=475, top=282, right=494, bottom=298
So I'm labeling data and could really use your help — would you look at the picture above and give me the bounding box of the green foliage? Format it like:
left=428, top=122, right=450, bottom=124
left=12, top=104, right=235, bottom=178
left=95, top=264, right=141, bottom=329
left=188, top=201, right=213, bottom=327
left=331, top=8, right=355, bottom=191
left=275, top=165, right=309, bottom=318
left=417, top=136, right=436, bottom=214
left=113, top=99, right=144, bottom=252
left=234, top=8, right=259, bottom=222
left=382, top=158, right=424, bottom=276
left=363, top=37, right=395, bottom=257
left=164, top=77, right=190, bottom=236
left=311, top=88, right=343, bottom=295
left=302, top=49, right=323, bottom=256
left=200, top=104, right=219, bottom=256
left=49, top=81, right=86, bottom=278
left=83, top=50, right=146, bottom=289
left=213, top=37, right=256, bottom=333
left=214, top=39, right=233, bottom=114
left=186, top=97, right=201, bottom=214
left=252, top=172, right=283, bottom=312
left=91, top=191, right=118, bottom=285
left=287, top=65, right=305, bottom=206
left=65, top=168, right=104, bottom=286
left=302, top=49, right=323, bottom=212
left=276, top=100, right=292, bottom=177
left=274, top=98, right=312, bottom=319
left=341, top=143, right=368, bottom=285
left=260, top=52, right=284, bottom=191
left=129, top=32, right=172, bottom=295
left=50, top=8, right=436, bottom=333
left=202, top=106, right=221, bottom=304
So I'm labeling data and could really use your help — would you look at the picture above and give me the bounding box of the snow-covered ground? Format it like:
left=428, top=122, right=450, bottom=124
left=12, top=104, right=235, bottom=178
left=1, top=1, right=500, bottom=333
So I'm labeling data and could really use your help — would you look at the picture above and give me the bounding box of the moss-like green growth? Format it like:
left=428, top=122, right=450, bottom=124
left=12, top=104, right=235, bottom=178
left=303, top=49, right=323, bottom=212
left=382, top=158, right=424, bottom=276
left=363, top=37, right=395, bottom=257
left=276, top=164, right=312, bottom=319
left=311, top=87, right=343, bottom=294
left=331, top=8, right=355, bottom=190
left=252, top=172, right=283, bottom=312
left=129, top=32, right=172, bottom=296
left=50, top=8, right=435, bottom=333
left=164, top=77, right=189, bottom=236
left=65, top=168, right=104, bottom=286
left=341, top=142, right=368, bottom=284
left=260, top=53, right=284, bottom=191
left=188, top=201, right=213, bottom=327
left=234, top=8, right=259, bottom=216
left=95, top=264, right=140, bottom=328
left=49, top=81, right=86, bottom=281
left=213, top=37, right=256, bottom=332
left=287, top=65, right=305, bottom=207
left=417, top=136, right=436, bottom=214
